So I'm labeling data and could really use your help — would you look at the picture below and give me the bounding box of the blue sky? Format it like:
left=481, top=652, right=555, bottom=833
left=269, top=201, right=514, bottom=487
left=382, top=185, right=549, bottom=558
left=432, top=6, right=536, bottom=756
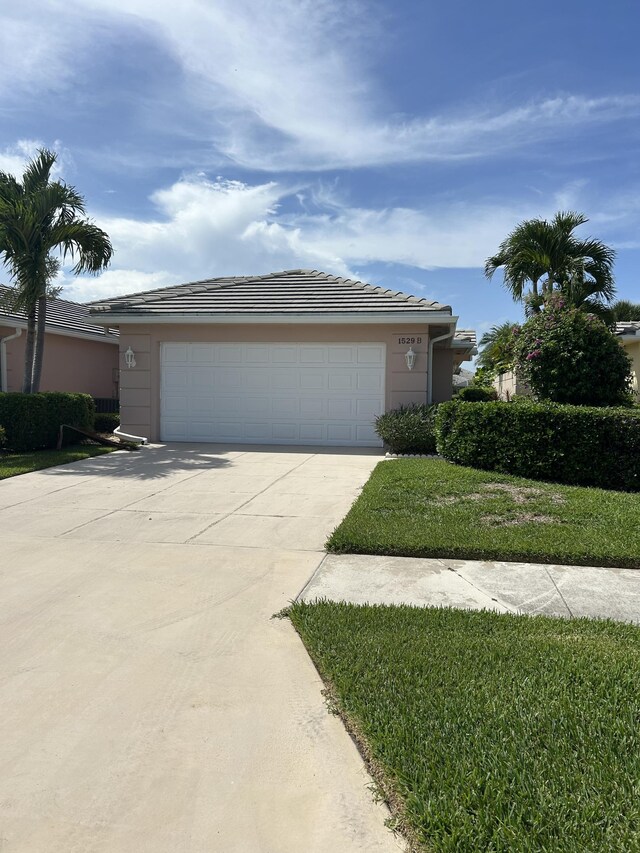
left=1, top=0, right=639, bottom=343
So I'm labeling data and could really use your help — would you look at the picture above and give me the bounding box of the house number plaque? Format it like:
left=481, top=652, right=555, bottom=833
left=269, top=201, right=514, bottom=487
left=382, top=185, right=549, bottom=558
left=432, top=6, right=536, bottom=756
left=397, top=336, right=423, bottom=345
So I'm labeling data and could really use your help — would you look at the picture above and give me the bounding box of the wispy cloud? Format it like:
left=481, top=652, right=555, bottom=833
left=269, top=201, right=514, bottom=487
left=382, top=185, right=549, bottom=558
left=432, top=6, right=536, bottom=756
left=60, top=173, right=589, bottom=301
left=3, top=0, right=639, bottom=172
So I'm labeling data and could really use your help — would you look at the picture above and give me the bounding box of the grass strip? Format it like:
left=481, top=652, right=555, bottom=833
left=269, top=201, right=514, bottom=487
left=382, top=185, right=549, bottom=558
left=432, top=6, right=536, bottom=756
left=0, top=444, right=115, bottom=480
left=289, top=602, right=640, bottom=852
left=327, top=458, right=640, bottom=568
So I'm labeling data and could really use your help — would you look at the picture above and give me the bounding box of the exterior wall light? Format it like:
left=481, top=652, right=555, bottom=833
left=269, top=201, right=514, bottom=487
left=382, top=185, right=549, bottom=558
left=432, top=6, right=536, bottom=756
left=405, top=347, right=416, bottom=370
left=124, top=346, right=136, bottom=369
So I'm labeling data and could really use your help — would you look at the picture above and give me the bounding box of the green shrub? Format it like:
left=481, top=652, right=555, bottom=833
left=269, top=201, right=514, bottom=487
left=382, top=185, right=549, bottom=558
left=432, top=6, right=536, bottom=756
left=94, top=412, right=120, bottom=433
left=514, top=298, right=633, bottom=406
left=375, top=404, right=438, bottom=454
left=0, top=392, right=95, bottom=452
left=435, top=400, right=640, bottom=491
left=456, top=385, right=498, bottom=402
left=0, top=425, right=5, bottom=449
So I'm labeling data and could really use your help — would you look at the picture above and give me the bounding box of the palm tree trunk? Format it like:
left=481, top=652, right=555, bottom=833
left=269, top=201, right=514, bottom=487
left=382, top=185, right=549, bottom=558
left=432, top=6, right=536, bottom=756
left=31, top=294, right=47, bottom=393
left=22, top=304, right=37, bottom=393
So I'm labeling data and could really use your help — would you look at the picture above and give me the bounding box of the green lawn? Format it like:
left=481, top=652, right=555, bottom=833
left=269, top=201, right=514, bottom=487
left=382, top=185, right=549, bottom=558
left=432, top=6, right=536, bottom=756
left=328, top=458, right=640, bottom=568
left=289, top=602, right=640, bottom=852
left=0, top=444, right=116, bottom=480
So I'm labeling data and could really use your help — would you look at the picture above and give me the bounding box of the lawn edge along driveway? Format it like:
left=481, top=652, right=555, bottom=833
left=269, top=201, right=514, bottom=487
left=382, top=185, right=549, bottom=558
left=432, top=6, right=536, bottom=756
left=289, top=601, right=640, bottom=853
left=0, top=444, right=116, bottom=480
left=327, top=458, right=640, bottom=569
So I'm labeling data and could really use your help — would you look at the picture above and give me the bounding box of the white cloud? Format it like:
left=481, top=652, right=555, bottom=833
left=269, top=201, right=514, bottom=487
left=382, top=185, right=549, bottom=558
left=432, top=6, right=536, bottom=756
left=3, top=0, right=639, bottom=171
left=60, top=173, right=578, bottom=301
left=0, top=140, right=70, bottom=179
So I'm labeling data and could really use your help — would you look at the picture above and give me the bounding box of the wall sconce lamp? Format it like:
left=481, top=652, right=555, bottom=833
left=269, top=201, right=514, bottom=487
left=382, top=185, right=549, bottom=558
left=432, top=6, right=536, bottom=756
left=124, top=346, right=136, bottom=369
left=405, top=347, right=416, bottom=370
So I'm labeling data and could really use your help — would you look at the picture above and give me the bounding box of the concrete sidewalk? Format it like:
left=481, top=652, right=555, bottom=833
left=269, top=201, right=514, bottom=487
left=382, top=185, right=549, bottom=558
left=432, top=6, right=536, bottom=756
left=299, top=554, right=640, bottom=623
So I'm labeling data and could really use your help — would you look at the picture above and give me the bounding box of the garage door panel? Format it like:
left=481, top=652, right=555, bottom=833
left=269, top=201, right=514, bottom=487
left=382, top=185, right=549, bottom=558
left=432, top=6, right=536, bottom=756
left=356, top=398, right=384, bottom=418
left=328, top=346, right=355, bottom=364
left=246, top=345, right=269, bottom=363
left=328, top=373, right=353, bottom=391
left=272, top=346, right=297, bottom=364
left=327, top=424, right=353, bottom=442
left=190, top=344, right=216, bottom=363
left=272, top=397, right=299, bottom=417
left=356, top=423, right=378, bottom=442
left=214, top=368, right=243, bottom=389
left=358, top=345, right=385, bottom=365
left=300, top=372, right=325, bottom=391
left=189, top=397, right=215, bottom=416
left=162, top=367, right=190, bottom=387
left=299, top=423, right=324, bottom=441
left=190, top=367, right=215, bottom=390
left=216, top=345, right=243, bottom=363
left=162, top=419, right=189, bottom=440
left=327, top=399, right=352, bottom=418
left=272, top=370, right=299, bottom=391
left=161, top=343, right=384, bottom=446
left=357, top=372, right=383, bottom=392
left=300, top=399, right=324, bottom=417
left=244, top=422, right=271, bottom=440
left=163, top=343, right=188, bottom=363
left=300, top=347, right=326, bottom=364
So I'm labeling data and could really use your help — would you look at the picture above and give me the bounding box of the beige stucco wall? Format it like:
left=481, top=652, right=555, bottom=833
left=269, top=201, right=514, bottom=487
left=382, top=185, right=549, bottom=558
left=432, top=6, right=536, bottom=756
left=0, top=325, right=119, bottom=397
left=117, top=323, right=455, bottom=441
left=431, top=348, right=454, bottom=403
left=493, top=369, right=532, bottom=401
left=622, top=339, right=640, bottom=393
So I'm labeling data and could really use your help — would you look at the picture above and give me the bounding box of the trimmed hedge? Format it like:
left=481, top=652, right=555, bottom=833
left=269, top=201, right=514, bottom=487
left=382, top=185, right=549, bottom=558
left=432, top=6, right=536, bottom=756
left=0, top=425, right=5, bottom=449
left=94, top=412, right=120, bottom=433
left=436, top=400, right=640, bottom=491
left=375, top=404, right=438, bottom=454
left=456, top=385, right=498, bottom=402
left=0, top=392, right=95, bottom=452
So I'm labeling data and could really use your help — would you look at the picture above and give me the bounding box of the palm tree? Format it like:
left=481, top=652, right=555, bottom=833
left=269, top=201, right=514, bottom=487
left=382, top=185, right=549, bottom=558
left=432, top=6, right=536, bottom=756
left=0, top=149, right=112, bottom=393
left=610, top=299, right=640, bottom=322
left=485, top=211, right=616, bottom=314
left=477, top=321, right=519, bottom=375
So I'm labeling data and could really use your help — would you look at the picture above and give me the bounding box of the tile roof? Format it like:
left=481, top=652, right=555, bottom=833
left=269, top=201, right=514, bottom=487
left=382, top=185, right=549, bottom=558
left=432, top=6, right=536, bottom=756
left=0, top=286, right=118, bottom=341
left=453, top=329, right=477, bottom=347
left=616, top=321, right=640, bottom=337
left=88, top=269, right=452, bottom=317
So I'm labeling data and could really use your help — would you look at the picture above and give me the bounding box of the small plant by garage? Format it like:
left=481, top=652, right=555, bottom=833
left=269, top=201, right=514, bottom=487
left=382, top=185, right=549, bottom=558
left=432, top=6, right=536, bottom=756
left=375, top=404, right=438, bottom=454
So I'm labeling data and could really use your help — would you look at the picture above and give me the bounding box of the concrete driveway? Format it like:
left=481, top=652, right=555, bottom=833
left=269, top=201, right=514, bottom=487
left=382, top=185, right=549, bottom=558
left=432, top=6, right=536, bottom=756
left=0, top=445, right=400, bottom=853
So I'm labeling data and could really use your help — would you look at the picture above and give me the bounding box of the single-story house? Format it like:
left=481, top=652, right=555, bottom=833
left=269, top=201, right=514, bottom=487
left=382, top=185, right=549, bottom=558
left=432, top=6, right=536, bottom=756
left=0, top=286, right=119, bottom=397
left=89, top=269, right=476, bottom=447
left=616, top=321, right=640, bottom=393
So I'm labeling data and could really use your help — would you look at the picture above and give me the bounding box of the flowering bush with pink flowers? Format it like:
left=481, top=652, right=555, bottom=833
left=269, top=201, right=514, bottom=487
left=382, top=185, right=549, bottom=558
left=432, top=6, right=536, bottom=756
left=513, top=298, right=633, bottom=407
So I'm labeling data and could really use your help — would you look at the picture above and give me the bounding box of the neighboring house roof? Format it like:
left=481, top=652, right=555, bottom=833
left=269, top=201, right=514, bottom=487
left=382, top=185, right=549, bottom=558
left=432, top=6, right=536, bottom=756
left=0, top=285, right=119, bottom=343
left=88, top=269, right=453, bottom=323
left=453, top=367, right=474, bottom=388
left=616, top=321, right=640, bottom=340
left=453, top=329, right=477, bottom=348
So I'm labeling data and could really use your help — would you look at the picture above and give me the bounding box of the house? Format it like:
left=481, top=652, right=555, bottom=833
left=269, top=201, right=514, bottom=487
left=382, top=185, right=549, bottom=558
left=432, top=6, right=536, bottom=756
left=0, top=287, right=119, bottom=397
left=89, top=270, right=476, bottom=447
left=616, top=321, right=640, bottom=393
left=493, top=369, right=531, bottom=401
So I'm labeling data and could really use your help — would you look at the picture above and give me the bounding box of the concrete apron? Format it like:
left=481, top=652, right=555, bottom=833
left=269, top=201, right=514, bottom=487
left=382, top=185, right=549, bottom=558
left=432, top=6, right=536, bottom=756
left=0, top=444, right=402, bottom=853
left=300, top=554, right=640, bottom=624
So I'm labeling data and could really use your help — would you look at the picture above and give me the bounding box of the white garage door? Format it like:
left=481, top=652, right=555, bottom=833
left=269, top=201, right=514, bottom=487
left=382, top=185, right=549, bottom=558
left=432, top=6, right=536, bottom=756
left=160, top=342, right=385, bottom=446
